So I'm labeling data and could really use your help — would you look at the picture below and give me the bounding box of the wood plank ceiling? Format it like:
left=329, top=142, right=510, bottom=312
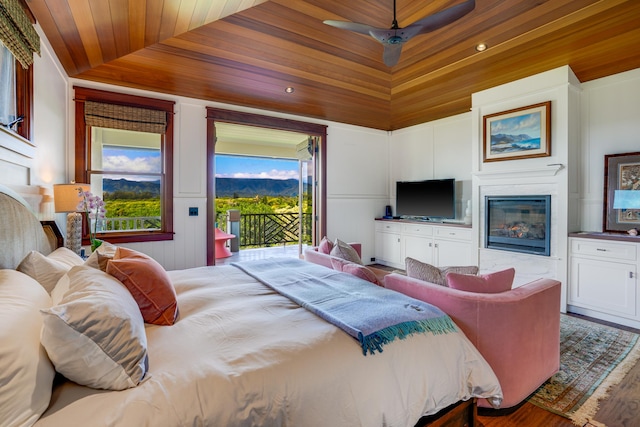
left=26, top=0, right=640, bottom=131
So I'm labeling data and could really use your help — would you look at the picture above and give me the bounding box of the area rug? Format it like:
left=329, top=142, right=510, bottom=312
left=528, top=314, right=640, bottom=426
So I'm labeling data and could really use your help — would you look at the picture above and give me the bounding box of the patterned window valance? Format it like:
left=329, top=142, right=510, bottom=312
left=0, top=0, right=40, bottom=69
left=84, top=101, right=168, bottom=134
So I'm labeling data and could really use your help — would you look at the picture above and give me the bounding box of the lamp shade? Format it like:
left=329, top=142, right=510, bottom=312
left=53, top=183, right=90, bottom=213
left=613, top=190, right=640, bottom=209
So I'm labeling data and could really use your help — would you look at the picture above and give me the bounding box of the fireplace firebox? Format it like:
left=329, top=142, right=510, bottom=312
left=485, top=195, right=551, bottom=256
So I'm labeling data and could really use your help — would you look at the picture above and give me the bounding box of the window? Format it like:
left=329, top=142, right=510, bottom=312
left=0, top=40, right=32, bottom=140
left=74, top=87, right=174, bottom=244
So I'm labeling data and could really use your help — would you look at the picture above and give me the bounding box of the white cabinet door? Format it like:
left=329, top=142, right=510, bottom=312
left=434, top=238, right=472, bottom=267
left=569, top=256, right=637, bottom=318
left=404, top=234, right=433, bottom=264
left=375, top=230, right=402, bottom=267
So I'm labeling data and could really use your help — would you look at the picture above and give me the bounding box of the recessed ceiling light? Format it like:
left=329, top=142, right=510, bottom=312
left=475, top=43, right=487, bottom=52
left=285, top=87, right=295, bottom=94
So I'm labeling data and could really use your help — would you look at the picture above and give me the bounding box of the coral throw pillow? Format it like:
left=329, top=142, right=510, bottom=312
left=106, top=247, right=178, bottom=325
left=446, top=268, right=516, bottom=293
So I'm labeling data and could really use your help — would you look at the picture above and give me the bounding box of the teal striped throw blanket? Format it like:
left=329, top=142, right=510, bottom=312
left=232, top=258, right=456, bottom=355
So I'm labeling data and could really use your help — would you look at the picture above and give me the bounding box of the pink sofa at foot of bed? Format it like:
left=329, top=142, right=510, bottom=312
left=384, top=272, right=561, bottom=409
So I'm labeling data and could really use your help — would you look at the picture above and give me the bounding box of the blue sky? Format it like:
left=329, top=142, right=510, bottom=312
left=103, top=147, right=161, bottom=173
left=215, top=154, right=299, bottom=180
left=490, top=112, right=541, bottom=138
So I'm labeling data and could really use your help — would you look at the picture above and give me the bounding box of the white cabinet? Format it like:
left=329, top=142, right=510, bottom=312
left=433, top=227, right=473, bottom=266
left=403, top=223, right=433, bottom=264
left=374, top=222, right=403, bottom=267
left=568, top=236, right=640, bottom=328
left=374, top=220, right=472, bottom=269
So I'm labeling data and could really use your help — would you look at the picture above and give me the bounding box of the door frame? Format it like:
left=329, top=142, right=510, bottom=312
left=205, top=108, right=327, bottom=265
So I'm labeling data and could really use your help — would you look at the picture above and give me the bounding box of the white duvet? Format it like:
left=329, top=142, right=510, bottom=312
left=36, top=265, right=501, bottom=427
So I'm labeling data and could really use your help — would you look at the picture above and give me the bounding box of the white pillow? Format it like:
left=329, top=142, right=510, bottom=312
left=50, top=273, right=70, bottom=306
left=40, top=265, right=149, bottom=390
left=84, top=241, right=118, bottom=271
left=330, top=239, right=363, bottom=265
left=17, top=247, right=84, bottom=294
left=0, top=270, right=55, bottom=427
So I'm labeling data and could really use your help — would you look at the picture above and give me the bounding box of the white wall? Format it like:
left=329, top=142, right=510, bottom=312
left=579, top=68, right=640, bottom=231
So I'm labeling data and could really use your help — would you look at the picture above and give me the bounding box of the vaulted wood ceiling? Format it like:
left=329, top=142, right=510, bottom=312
left=26, top=0, right=640, bottom=131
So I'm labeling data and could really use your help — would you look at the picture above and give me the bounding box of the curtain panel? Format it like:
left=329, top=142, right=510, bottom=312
left=84, top=101, right=168, bottom=134
left=0, top=0, right=39, bottom=69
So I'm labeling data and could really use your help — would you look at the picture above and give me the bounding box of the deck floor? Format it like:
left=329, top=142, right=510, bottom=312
left=213, top=244, right=307, bottom=265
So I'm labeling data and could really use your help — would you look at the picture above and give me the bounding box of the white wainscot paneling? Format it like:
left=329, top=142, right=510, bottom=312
left=177, top=103, right=206, bottom=196
left=326, top=125, right=388, bottom=197
left=326, top=197, right=386, bottom=265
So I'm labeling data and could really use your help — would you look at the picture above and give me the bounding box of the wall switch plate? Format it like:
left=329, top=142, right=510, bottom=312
left=189, top=207, right=198, bottom=216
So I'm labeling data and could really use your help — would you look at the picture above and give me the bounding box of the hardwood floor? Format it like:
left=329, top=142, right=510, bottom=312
left=478, top=314, right=640, bottom=426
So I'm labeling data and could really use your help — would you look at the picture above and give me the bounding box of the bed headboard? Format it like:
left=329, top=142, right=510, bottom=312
left=0, top=185, right=60, bottom=269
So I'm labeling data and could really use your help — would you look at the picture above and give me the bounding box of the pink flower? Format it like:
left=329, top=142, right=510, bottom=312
left=77, top=189, right=107, bottom=247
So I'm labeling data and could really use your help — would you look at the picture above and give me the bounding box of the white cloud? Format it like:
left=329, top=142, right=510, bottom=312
left=217, top=169, right=299, bottom=180
left=103, top=155, right=161, bottom=173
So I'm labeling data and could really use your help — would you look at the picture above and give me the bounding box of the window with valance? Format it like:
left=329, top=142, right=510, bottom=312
left=74, top=87, right=175, bottom=245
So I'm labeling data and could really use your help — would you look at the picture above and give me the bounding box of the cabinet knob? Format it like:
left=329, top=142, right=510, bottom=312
left=596, top=248, right=607, bottom=252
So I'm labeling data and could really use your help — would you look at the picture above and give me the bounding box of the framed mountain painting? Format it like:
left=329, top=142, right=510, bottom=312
left=483, top=101, right=551, bottom=162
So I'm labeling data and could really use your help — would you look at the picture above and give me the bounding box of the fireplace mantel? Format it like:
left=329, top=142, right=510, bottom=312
left=474, top=164, right=564, bottom=179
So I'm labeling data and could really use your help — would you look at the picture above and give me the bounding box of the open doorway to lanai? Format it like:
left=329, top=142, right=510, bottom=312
left=205, top=108, right=327, bottom=265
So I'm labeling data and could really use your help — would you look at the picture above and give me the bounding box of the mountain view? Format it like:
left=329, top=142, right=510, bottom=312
left=103, top=177, right=302, bottom=198
left=490, top=133, right=541, bottom=153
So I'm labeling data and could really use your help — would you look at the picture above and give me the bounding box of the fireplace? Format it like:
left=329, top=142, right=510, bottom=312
left=485, top=195, right=551, bottom=256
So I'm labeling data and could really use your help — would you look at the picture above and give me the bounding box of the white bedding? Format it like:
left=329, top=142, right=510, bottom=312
left=35, top=264, right=501, bottom=427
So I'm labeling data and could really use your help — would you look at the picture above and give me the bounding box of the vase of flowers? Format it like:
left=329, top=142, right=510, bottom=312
left=77, top=189, right=106, bottom=252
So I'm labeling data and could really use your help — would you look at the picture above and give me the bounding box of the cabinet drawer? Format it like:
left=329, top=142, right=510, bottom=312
left=402, top=223, right=433, bottom=236
left=375, top=221, right=402, bottom=233
left=433, top=226, right=471, bottom=241
left=570, top=238, right=636, bottom=261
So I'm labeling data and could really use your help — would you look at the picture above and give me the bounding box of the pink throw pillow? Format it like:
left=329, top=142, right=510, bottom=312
left=106, top=247, right=178, bottom=325
left=446, top=268, right=515, bottom=294
left=342, top=263, right=382, bottom=287
left=330, top=257, right=350, bottom=272
left=318, top=236, right=333, bottom=254
left=329, top=258, right=381, bottom=286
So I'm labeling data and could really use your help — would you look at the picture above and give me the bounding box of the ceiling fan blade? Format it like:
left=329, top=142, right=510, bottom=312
left=369, top=25, right=422, bottom=45
left=413, top=0, right=475, bottom=34
left=382, top=44, right=403, bottom=67
left=323, top=20, right=380, bottom=36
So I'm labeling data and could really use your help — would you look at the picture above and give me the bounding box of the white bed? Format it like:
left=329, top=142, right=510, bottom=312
left=0, top=185, right=502, bottom=427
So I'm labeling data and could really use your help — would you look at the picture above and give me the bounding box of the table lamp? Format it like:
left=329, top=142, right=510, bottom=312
left=54, top=183, right=90, bottom=255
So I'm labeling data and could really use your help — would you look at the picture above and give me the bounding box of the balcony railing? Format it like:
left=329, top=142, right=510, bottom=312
left=217, top=212, right=312, bottom=248
left=97, top=216, right=161, bottom=232
left=97, top=213, right=311, bottom=248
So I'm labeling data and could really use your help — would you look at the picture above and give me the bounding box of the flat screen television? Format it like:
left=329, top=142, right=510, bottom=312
left=396, top=179, right=456, bottom=220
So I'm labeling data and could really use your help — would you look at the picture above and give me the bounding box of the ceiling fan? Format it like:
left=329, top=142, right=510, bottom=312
left=324, top=0, right=476, bottom=67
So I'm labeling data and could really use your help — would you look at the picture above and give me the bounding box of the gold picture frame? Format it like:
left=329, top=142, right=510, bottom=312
left=483, top=101, right=551, bottom=162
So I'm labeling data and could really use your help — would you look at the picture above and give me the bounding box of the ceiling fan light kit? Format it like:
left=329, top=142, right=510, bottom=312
left=324, top=0, right=476, bottom=67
